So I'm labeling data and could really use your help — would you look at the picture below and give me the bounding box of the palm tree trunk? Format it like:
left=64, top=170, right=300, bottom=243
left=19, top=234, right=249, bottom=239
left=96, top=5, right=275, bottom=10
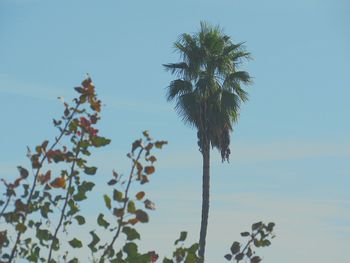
left=199, top=144, right=210, bottom=260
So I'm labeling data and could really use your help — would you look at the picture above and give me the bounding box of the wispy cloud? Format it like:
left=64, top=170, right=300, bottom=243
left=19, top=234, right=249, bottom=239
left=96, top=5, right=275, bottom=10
left=229, top=140, right=350, bottom=162
left=139, top=192, right=350, bottom=263
left=206, top=193, right=350, bottom=263
left=102, top=96, right=169, bottom=114
left=0, top=74, right=64, bottom=101
left=154, top=140, right=350, bottom=168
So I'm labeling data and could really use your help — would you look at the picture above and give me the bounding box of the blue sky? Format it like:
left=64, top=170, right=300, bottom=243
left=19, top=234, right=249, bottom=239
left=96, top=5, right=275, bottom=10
left=1, top=0, right=350, bottom=262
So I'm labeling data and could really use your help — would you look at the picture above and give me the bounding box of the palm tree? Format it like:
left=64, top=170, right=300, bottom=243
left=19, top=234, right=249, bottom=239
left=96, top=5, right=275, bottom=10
left=164, top=22, right=252, bottom=260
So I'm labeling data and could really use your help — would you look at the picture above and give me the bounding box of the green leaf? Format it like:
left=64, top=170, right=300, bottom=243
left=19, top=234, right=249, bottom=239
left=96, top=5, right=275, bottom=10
left=123, top=242, right=138, bottom=257
left=224, top=254, right=232, bottom=261
left=81, top=181, right=95, bottom=191
left=32, top=190, right=40, bottom=200
left=188, top=243, right=199, bottom=253
left=163, top=258, right=174, bottom=263
left=247, top=247, right=253, bottom=257
left=110, top=258, right=126, bottom=263
left=69, top=238, right=82, bottom=248
left=91, top=136, right=111, bottom=147
left=103, top=195, right=111, bottom=210
left=251, top=256, right=262, bottom=263
left=262, top=239, right=271, bottom=247
left=135, top=191, right=145, bottom=200
left=107, top=179, right=118, bottom=186
left=73, top=190, right=87, bottom=201
left=68, top=258, right=79, bottom=263
left=230, top=242, right=240, bottom=254
left=27, top=246, right=40, bottom=262
left=17, top=166, right=29, bottom=179
left=266, top=222, right=275, bottom=232
left=74, top=87, right=84, bottom=93
left=184, top=252, right=196, bottom=263
left=254, top=238, right=261, bottom=247
left=88, top=231, right=101, bottom=252
left=154, top=140, right=167, bottom=149
left=97, top=213, right=110, bottom=229
left=74, top=215, right=86, bottom=225
left=40, top=202, right=52, bottom=218
left=21, top=184, right=30, bottom=198
left=252, top=221, right=262, bottom=231
left=67, top=199, right=79, bottom=217
left=127, top=201, right=136, bottom=213
left=15, top=223, right=27, bottom=233
left=28, top=220, right=35, bottom=228
left=175, top=231, right=187, bottom=245
left=84, top=166, right=97, bottom=175
left=241, top=232, right=250, bottom=237
left=113, top=189, right=123, bottom=202
left=52, top=237, right=60, bottom=251
left=36, top=228, right=50, bottom=241
left=235, top=253, right=244, bottom=261
left=122, top=227, right=140, bottom=241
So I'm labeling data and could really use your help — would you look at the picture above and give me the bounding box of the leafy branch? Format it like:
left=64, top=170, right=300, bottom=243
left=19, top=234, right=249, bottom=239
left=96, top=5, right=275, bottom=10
left=47, top=133, right=84, bottom=262
left=8, top=98, right=83, bottom=262
left=224, top=221, right=275, bottom=263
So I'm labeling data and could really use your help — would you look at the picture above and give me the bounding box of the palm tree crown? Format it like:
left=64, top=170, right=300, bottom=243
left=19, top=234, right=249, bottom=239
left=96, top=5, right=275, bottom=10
left=164, top=22, right=251, bottom=161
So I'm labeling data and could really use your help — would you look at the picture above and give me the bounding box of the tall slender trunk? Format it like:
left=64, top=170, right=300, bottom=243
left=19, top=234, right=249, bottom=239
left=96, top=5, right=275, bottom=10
left=198, top=145, right=210, bottom=260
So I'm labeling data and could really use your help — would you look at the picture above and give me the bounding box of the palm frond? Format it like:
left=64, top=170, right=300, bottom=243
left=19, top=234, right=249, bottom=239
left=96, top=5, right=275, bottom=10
left=230, top=71, right=252, bottom=83
left=223, top=71, right=251, bottom=99
left=166, top=79, right=193, bottom=101
left=175, top=92, right=199, bottom=127
left=220, top=89, right=242, bottom=122
left=165, top=22, right=252, bottom=159
left=234, top=84, right=249, bottom=103
left=163, top=62, right=189, bottom=77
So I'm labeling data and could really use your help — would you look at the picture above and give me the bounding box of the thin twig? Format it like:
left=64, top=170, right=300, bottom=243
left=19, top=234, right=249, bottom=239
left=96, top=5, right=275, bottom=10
left=101, top=147, right=144, bottom=259
left=8, top=101, right=81, bottom=262
left=47, top=133, right=84, bottom=262
left=0, top=194, right=11, bottom=219
left=235, top=228, right=260, bottom=263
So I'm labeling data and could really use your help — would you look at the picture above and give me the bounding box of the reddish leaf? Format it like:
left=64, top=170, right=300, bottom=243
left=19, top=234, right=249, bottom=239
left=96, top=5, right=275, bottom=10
left=135, top=191, right=145, bottom=200
left=148, top=251, right=159, bottom=262
left=113, top=208, right=124, bottom=218
left=80, top=117, right=90, bottom=127
left=15, top=199, right=27, bottom=212
left=154, top=140, right=168, bottom=149
left=31, top=155, right=40, bottom=168
left=136, top=161, right=143, bottom=180
left=41, top=140, right=49, bottom=150
left=140, top=175, right=149, bottom=184
left=13, top=178, right=22, bottom=187
left=82, top=77, right=93, bottom=91
left=148, top=156, right=157, bottom=163
left=90, top=99, right=101, bottom=112
left=144, top=166, right=155, bottom=175
left=145, top=143, right=153, bottom=151
left=127, top=218, right=138, bottom=225
left=112, top=170, right=119, bottom=179
left=38, top=170, right=51, bottom=184
left=131, top=139, right=142, bottom=153
left=135, top=210, right=149, bottom=223
left=50, top=177, right=66, bottom=189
